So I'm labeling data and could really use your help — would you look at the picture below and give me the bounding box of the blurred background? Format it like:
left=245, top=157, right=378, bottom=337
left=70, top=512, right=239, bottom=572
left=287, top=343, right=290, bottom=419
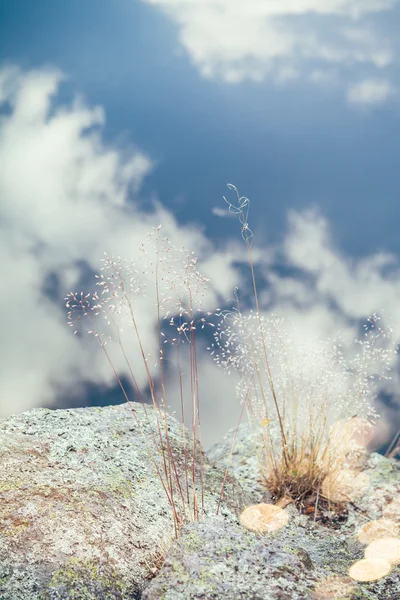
left=1, top=0, right=400, bottom=451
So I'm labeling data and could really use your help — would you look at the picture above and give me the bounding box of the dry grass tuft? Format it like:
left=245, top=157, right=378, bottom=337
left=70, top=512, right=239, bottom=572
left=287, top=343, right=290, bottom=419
left=66, top=228, right=215, bottom=537
left=66, top=185, right=399, bottom=542
left=210, top=184, right=398, bottom=515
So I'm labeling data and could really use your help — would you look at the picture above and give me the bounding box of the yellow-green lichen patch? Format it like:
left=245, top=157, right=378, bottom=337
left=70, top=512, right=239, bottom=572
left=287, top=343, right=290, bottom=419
left=100, top=468, right=137, bottom=500
left=39, top=557, right=127, bottom=600
left=195, top=565, right=219, bottom=591
left=171, top=560, right=185, bottom=575
left=0, top=479, right=25, bottom=493
left=181, top=531, right=204, bottom=553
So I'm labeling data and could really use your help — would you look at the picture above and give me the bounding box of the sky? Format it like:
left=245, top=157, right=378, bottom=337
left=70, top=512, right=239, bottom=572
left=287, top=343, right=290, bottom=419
left=1, top=0, right=400, bottom=450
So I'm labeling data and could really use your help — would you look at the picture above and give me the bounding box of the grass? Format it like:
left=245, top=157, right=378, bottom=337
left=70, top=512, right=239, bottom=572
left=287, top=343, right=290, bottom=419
left=385, top=429, right=400, bottom=459
left=209, top=184, right=398, bottom=514
left=66, top=185, right=398, bottom=538
left=66, top=227, right=213, bottom=538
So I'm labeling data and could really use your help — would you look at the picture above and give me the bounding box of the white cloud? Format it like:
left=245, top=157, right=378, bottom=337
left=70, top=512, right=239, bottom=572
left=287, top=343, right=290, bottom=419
left=309, top=69, right=338, bottom=84
left=171, top=200, right=400, bottom=448
left=211, top=206, right=235, bottom=218
left=278, top=208, right=400, bottom=329
left=0, top=65, right=242, bottom=426
left=1, top=65, right=399, bottom=449
left=255, top=208, right=400, bottom=445
left=347, top=77, right=396, bottom=105
left=144, top=0, right=397, bottom=101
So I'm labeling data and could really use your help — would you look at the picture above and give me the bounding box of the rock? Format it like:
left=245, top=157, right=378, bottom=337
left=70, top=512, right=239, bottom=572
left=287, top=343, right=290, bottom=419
left=144, top=423, right=400, bottom=599
left=142, top=508, right=353, bottom=600
left=0, top=403, right=250, bottom=600
left=2, top=409, right=399, bottom=599
left=207, top=420, right=271, bottom=503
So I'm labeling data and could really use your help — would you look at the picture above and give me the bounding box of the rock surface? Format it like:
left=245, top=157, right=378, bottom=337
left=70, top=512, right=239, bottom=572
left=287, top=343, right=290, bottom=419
left=1, top=407, right=399, bottom=599
left=0, top=403, right=249, bottom=600
left=144, top=423, right=400, bottom=600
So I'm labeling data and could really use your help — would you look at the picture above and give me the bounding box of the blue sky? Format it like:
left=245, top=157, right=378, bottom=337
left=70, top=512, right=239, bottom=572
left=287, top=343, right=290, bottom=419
left=3, top=0, right=400, bottom=254
left=1, top=0, right=400, bottom=448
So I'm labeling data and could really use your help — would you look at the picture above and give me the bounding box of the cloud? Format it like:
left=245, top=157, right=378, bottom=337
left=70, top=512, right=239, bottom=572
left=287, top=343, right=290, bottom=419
left=1, top=64, right=399, bottom=449
left=347, top=77, right=396, bottom=105
left=169, top=202, right=400, bottom=448
left=144, top=0, right=397, bottom=100
left=211, top=206, right=235, bottom=218
left=282, top=208, right=400, bottom=320
left=259, top=206, right=400, bottom=345
left=255, top=208, right=400, bottom=445
left=0, top=65, right=242, bottom=424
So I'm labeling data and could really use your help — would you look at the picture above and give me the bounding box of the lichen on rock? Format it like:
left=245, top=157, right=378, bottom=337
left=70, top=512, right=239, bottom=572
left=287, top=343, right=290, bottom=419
left=0, top=403, right=249, bottom=600
left=143, top=422, right=400, bottom=599
left=1, top=408, right=399, bottom=599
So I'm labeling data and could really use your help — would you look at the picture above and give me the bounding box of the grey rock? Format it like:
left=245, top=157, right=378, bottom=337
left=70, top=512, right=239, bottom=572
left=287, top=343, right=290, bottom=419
left=207, top=420, right=272, bottom=502
left=142, top=509, right=353, bottom=600
left=0, top=403, right=250, bottom=600
left=144, top=423, right=400, bottom=600
left=2, top=409, right=399, bottom=599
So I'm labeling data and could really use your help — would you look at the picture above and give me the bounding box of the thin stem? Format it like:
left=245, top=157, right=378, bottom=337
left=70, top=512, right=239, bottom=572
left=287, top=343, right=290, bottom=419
left=245, top=236, right=289, bottom=468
